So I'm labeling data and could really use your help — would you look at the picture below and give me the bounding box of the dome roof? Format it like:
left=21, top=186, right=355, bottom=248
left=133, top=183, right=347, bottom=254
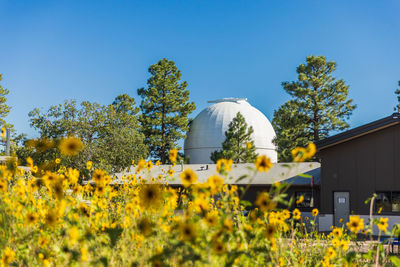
left=184, top=98, right=277, bottom=163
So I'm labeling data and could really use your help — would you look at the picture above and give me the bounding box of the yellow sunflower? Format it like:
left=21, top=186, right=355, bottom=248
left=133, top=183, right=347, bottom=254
left=282, top=209, right=291, bottom=220
left=169, top=148, right=178, bottom=163
left=0, top=179, right=7, bottom=193
left=137, top=217, right=152, bottom=237
left=216, top=158, right=233, bottom=173
left=255, top=193, right=276, bottom=212
left=291, top=147, right=307, bottom=162
left=95, top=184, right=106, bottom=196
left=52, top=179, right=64, bottom=199
left=59, top=136, right=83, bottom=156
left=346, top=216, right=364, bottom=233
left=34, top=138, right=54, bottom=153
left=69, top=226, right=79, bottom=245
left=42, top=171, right=59, bottom=185
left=179, top=221, right=196, bottom=241
left=292, top=208, right=301, bottom=220
left=339, top=240, right=349, bottom=251
left=146, top=161, right=153, bottom=170
left=92, top=169, right=105, bottom=184
left=139, top=184, right=162, bottom=209
left=296, top=195, right=305, bottom=204
left=26, top=157, right=34, bottom=168
left=180, top=168, right=197, bottom=187
left=86, top=161, right=93, bottom=170
left=1, top=247, right=15, bottom=266
left=44, top=210, right=58, bottom=227
left=264, top=224, right=277, bottom=242
left=79, top=203, right=91, bottom=217
left=331, top=238, right=340, bottom=248
left=377, top=217, right=389, bottom=232
left=331, top=227, right=343, bottom=238
left=312, top=208, right=319, bottom=217
left=212, top=239, right=226, bottom=255
left=207, top=175, right=224, bottom=194
left=255, top=155, right=273, bottom=172
left=325, top=247, right=336, bottom=260
left=204, top=213, right=218, bottom=227
left=136, top=159, right=146, bottom=172
left=38, top=236, right=49, bottom=248
left=291, top=142, right=316, bottom=162
left=305, top=143, right=317, bottom=159
left=26, top=212, right=38, bottom=225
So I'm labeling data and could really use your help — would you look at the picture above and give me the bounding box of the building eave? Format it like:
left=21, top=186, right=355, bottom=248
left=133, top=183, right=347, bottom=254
left=316, top=113, right=400, bottom=151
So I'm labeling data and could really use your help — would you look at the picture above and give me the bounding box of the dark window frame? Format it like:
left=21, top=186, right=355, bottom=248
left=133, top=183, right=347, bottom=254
left=375, top=191, right=400, bottom=213
left=295, top=191, right=314, bottom=209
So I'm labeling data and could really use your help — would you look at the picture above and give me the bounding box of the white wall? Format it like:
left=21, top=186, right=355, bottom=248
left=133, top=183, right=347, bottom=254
left=317, top=214, right=400, bottom=234
left=318, top=214, right=334, bottom=232
left=185, top=147, right=277, bottom=164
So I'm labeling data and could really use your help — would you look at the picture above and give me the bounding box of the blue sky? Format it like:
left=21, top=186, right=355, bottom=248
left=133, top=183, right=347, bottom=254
left=0, top=0, right=399, bottom=137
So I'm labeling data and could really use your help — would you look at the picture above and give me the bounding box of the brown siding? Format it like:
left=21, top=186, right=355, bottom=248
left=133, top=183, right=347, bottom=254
left=320, top=123, right=400, bottom=215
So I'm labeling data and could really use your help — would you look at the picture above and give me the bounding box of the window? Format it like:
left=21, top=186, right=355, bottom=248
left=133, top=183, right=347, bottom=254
left=295, top=191, right=314, bottom=208
left=376, top=191, right=400, bottom=212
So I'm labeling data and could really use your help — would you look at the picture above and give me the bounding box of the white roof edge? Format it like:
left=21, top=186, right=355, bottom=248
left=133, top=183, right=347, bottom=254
left=208, top=98, right=248, bottom=104
left=111, top=162, right=320, bottom=185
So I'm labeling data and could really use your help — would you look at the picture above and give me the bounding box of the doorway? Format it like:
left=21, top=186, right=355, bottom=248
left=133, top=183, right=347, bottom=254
left=334, top=192, right=350, bottom=227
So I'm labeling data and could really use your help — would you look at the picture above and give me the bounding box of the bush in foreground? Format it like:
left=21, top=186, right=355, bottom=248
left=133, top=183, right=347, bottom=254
left=0, top=140, right=398, bottom=266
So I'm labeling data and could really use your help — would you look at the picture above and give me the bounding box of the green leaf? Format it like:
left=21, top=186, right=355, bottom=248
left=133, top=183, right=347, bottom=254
left=240, top=200, right=252, bottom=207
left=235, top=175, right=248, bottom=183
left=297, top=173, right=312, bottom=178
left=390, top=256, right=400, bottom=267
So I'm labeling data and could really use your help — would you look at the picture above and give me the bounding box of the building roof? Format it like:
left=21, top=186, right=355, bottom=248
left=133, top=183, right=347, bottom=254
left=113, top=162, right=320, bottom=186
left=316, top=113, right=400, bottom=150
left=184, top=98, right=277, bottom=164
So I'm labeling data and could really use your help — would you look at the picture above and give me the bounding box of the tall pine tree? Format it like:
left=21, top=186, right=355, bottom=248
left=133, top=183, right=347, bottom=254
left=272, top=55, right=356, bottom=162
left=210, top=112, right=258, bottom=163
left=0, top=74, right=11, bottom=127
left=138, top=58, right=195, bottom=163
left=394, top=81, right=400, bottom=112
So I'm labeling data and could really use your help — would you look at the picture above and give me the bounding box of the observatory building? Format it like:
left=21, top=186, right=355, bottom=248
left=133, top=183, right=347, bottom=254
left=184, top=98, right=277, bottom=164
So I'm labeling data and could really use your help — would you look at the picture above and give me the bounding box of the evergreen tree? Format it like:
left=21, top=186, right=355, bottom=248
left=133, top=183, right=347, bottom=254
left=137, top=58, right=195, bottom=163
left=0, top=74, right=11, bottom=127
left=210, top=112, right=258, bottom=163
left=272, top=55, right=356, bottom=162
left=394, top=81, right=400, bottom=112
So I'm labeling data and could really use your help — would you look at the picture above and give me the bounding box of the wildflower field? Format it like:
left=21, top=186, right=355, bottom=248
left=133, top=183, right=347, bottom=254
left=0, top=138, right=400, bottom=266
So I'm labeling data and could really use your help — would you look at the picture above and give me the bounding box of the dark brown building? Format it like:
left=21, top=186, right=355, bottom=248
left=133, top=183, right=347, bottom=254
left=316, top=113, right=400, bottom=231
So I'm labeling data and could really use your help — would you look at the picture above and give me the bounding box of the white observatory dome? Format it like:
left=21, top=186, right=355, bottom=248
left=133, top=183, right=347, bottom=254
left=184, top=98, right=277, bottom=164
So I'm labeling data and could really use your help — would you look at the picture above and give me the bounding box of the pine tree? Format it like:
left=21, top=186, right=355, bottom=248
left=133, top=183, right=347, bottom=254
left=137, top=58, right=196, bottom=163
left=394, top=81, right=400, bottom=112
left=210, top=112, right=258, bottom=163
left=0, top=74, right=11, bottom=127
left=272, top=55, right=356, bottom=162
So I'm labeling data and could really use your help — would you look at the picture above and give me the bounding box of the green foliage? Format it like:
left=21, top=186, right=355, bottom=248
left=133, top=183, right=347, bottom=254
left=22, top=95, right=147, bottom=173
left=0, top=74, right=11, bottom=128
left=105, top=225, right=123, bottom=248
left=0, top=74, right=21, bottom=156
left=272, top=55, right=356, bottom=161
left=210, top=112, right=258, bottom=163
left=137, top=58, right=195, bottom=163
left=390, top=255, right=400, bottom=267
left=394, top=81, right=400, bottom=111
